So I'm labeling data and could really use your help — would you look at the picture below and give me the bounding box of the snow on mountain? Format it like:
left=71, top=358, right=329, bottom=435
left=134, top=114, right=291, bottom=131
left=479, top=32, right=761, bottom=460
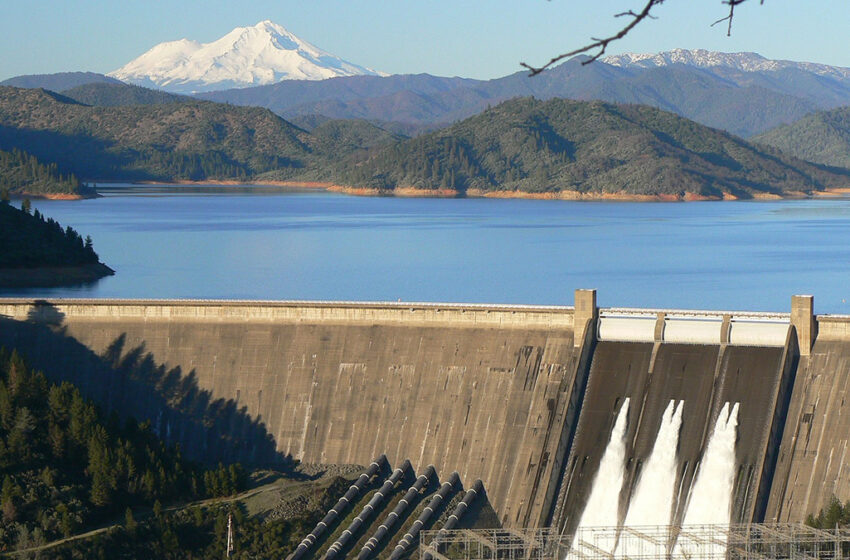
left=109, top=20, right=386, bottom=94
left=603, top=48, right=850, bottom=79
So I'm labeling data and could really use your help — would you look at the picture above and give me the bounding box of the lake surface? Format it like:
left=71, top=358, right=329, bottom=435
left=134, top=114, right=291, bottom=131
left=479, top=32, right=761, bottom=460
left=6, top=184, right=850, bottom=314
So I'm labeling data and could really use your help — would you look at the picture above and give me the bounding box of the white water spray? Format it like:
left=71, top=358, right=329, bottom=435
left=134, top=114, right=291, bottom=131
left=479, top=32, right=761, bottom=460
left=674, top=402, right=739, bottom=559
left=617, top=400, right=684, bottom=558
left=570, top=398, right=630, bottom=556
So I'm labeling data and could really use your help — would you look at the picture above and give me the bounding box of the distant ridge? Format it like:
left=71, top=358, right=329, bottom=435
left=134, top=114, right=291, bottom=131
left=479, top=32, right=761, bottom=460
left=603, top=48, right=850, bottom=79
left=0, top=71, right=121, bottom=91
left=109, top=20, right=385, bottom=93
left=60, top=82, right=188, bottom=107
left=200, top=50, right=850, bottom=138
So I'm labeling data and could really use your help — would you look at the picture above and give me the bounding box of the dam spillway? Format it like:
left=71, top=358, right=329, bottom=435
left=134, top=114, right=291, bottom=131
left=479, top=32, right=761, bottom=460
left=0, top=291, right=848, bottom=542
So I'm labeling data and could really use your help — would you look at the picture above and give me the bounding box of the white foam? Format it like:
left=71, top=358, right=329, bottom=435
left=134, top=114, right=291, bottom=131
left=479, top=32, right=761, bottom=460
left=674, top=402, right=739, bottom=559
left=618, top=400, right=684, bottom=558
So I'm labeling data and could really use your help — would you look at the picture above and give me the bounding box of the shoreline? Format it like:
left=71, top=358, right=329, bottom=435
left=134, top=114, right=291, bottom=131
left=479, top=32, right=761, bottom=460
left=0, top=263, right=114, bottom=289
left=129, top=179, right=840, bottom=202
left=70, top=178, right=850, bottom=202
left=11, top=192, right=95, bottom=201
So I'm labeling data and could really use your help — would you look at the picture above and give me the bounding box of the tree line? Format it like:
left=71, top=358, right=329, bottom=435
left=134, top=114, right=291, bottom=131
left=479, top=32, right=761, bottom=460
left=0, top=348, right=247, bottom=553
left=0, top=147, right=90, bottom=197
left=0, top=200, right=100, bottom=268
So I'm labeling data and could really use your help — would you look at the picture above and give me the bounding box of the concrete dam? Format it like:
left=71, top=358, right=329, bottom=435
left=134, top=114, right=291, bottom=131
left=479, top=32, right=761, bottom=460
left=1, top=291, right=849, bottom=545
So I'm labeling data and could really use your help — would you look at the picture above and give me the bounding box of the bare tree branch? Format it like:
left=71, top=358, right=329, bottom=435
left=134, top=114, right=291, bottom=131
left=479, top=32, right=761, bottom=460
left=521, top=0, right=762, bottom=75
left=711, top=0, right=763, bottom=36
left=520, top=0, right=665, bottom=75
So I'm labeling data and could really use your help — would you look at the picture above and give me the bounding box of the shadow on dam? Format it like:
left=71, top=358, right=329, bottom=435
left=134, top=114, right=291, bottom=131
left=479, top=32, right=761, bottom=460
left=0, top=303, right=288, bottom=467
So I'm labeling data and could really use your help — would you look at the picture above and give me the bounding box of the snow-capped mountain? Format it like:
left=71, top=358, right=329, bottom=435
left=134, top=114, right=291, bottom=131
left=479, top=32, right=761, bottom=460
left=603, top=48, right=850, bottom=79
left=109, top=20, right=385, bottom=94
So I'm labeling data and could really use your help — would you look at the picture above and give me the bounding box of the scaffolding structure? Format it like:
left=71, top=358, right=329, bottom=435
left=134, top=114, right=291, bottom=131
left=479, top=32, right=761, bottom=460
left=419, top=524, right=850, bottom=560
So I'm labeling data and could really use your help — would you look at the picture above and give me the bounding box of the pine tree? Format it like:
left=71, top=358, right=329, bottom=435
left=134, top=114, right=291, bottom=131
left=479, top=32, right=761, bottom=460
left=125, top=507, right=137, bottom=533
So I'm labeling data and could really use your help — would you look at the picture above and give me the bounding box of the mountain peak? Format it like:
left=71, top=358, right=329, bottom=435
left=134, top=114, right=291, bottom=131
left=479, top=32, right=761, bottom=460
left=109, top=21, right=385, bottom=94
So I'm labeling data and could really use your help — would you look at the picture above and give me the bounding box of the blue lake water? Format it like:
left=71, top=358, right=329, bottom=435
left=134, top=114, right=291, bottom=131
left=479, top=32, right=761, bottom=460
left=6, top=184, right=850, bottom=314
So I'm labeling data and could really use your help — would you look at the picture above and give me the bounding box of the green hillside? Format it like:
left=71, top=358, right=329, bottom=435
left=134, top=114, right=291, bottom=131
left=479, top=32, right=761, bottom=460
left=0, top=86, right=314, bottom=182
left=753, top=107, right=850, bottom=168
left=335, top=97, right=850, bottom=198
left=0, top=348, right=244, bottom=550
left=2, top=85, right=848, bottom=199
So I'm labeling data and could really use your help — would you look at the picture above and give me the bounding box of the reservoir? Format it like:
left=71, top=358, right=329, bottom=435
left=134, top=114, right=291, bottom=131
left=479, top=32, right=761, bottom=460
left=6, top=183, right=850, bottom=313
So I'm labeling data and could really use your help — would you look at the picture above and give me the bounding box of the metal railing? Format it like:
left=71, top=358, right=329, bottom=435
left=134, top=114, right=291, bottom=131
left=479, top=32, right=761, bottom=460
left=420, top=524, right=850, bottom=560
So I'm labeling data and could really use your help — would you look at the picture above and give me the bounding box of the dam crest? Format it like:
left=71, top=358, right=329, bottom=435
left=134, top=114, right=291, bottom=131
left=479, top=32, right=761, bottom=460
left=0, top=291, right=847, bottom=536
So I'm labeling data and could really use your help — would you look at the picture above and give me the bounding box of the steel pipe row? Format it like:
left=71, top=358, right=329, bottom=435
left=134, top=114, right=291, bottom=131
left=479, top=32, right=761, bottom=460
left=389, top=471, right=460, bottom=560
left=422, top=479, right=484, bottom=560
left=324, top=460, right=411, bottom=560
left=357, top=465, right=436, bottom=560
left=289, top=454, right=386, bottom=560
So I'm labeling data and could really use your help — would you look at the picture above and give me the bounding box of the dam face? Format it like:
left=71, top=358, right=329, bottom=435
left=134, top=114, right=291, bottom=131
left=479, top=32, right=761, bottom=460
left=0, top=292, right=845, bottom=532
left=0, top=300, right=586, bottom=528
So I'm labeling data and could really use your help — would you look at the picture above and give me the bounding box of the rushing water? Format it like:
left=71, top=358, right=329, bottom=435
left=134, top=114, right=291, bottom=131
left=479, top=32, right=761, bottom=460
left=618, top=400, right=684, bottom=558
left=673, top=402, right=740, bottom=558
left=570, top=398, right=630, bottom=556
left=7, top=184, right=850, bottom=312
left=568, top=401, right=739, bottom=559
left=680, top=402, right=740, bottom=527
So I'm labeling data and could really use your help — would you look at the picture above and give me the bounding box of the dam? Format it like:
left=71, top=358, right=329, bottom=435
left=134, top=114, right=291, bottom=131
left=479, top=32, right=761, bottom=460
left=1, top=291, right=849, bottom=552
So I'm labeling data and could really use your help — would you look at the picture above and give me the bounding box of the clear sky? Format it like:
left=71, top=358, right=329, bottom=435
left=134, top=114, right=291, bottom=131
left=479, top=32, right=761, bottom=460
left=1, top=0, right=848, bottom=81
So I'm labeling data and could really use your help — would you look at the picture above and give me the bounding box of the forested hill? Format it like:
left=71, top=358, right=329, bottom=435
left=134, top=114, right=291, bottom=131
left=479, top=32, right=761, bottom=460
left=753, top=107, right=850, bottom=168
left=333, top=97, right=850, bottom=199
left=0, top=348, right=247, bottom=553
left=0, top=201, right=102, bottom=269
left=0, top=86, right=314, bottom=182
left=0, top=147, right=93, bottom=198
left=2, top=85, right=849, bottom=199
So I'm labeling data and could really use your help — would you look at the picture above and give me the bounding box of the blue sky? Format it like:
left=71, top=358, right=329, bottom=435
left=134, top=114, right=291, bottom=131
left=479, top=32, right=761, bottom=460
left=2, top=0, right=848, bottom=81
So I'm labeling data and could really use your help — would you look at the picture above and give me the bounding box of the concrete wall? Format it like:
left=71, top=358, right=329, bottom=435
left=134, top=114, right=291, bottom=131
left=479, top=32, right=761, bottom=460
left=3, top=296, right=850, bottom=528
left=766, top=315, right=850, bottom=522
left=0, top=299, right=580, bottom=528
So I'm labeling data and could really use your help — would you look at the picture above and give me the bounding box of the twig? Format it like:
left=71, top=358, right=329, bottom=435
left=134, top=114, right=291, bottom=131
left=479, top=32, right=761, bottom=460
left=522, top=0, right=762, bottom=75
left=520, top=0, right=666, bottom=75
left=711, top=0, right=763, bottom=36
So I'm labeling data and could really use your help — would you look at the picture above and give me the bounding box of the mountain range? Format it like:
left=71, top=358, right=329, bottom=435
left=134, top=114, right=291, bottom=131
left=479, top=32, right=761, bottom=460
left=6, top=41, right=850, bottom=139
left=196, top=49, right=850, bottom=138
left=4, top=29, right=850, bottom=199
